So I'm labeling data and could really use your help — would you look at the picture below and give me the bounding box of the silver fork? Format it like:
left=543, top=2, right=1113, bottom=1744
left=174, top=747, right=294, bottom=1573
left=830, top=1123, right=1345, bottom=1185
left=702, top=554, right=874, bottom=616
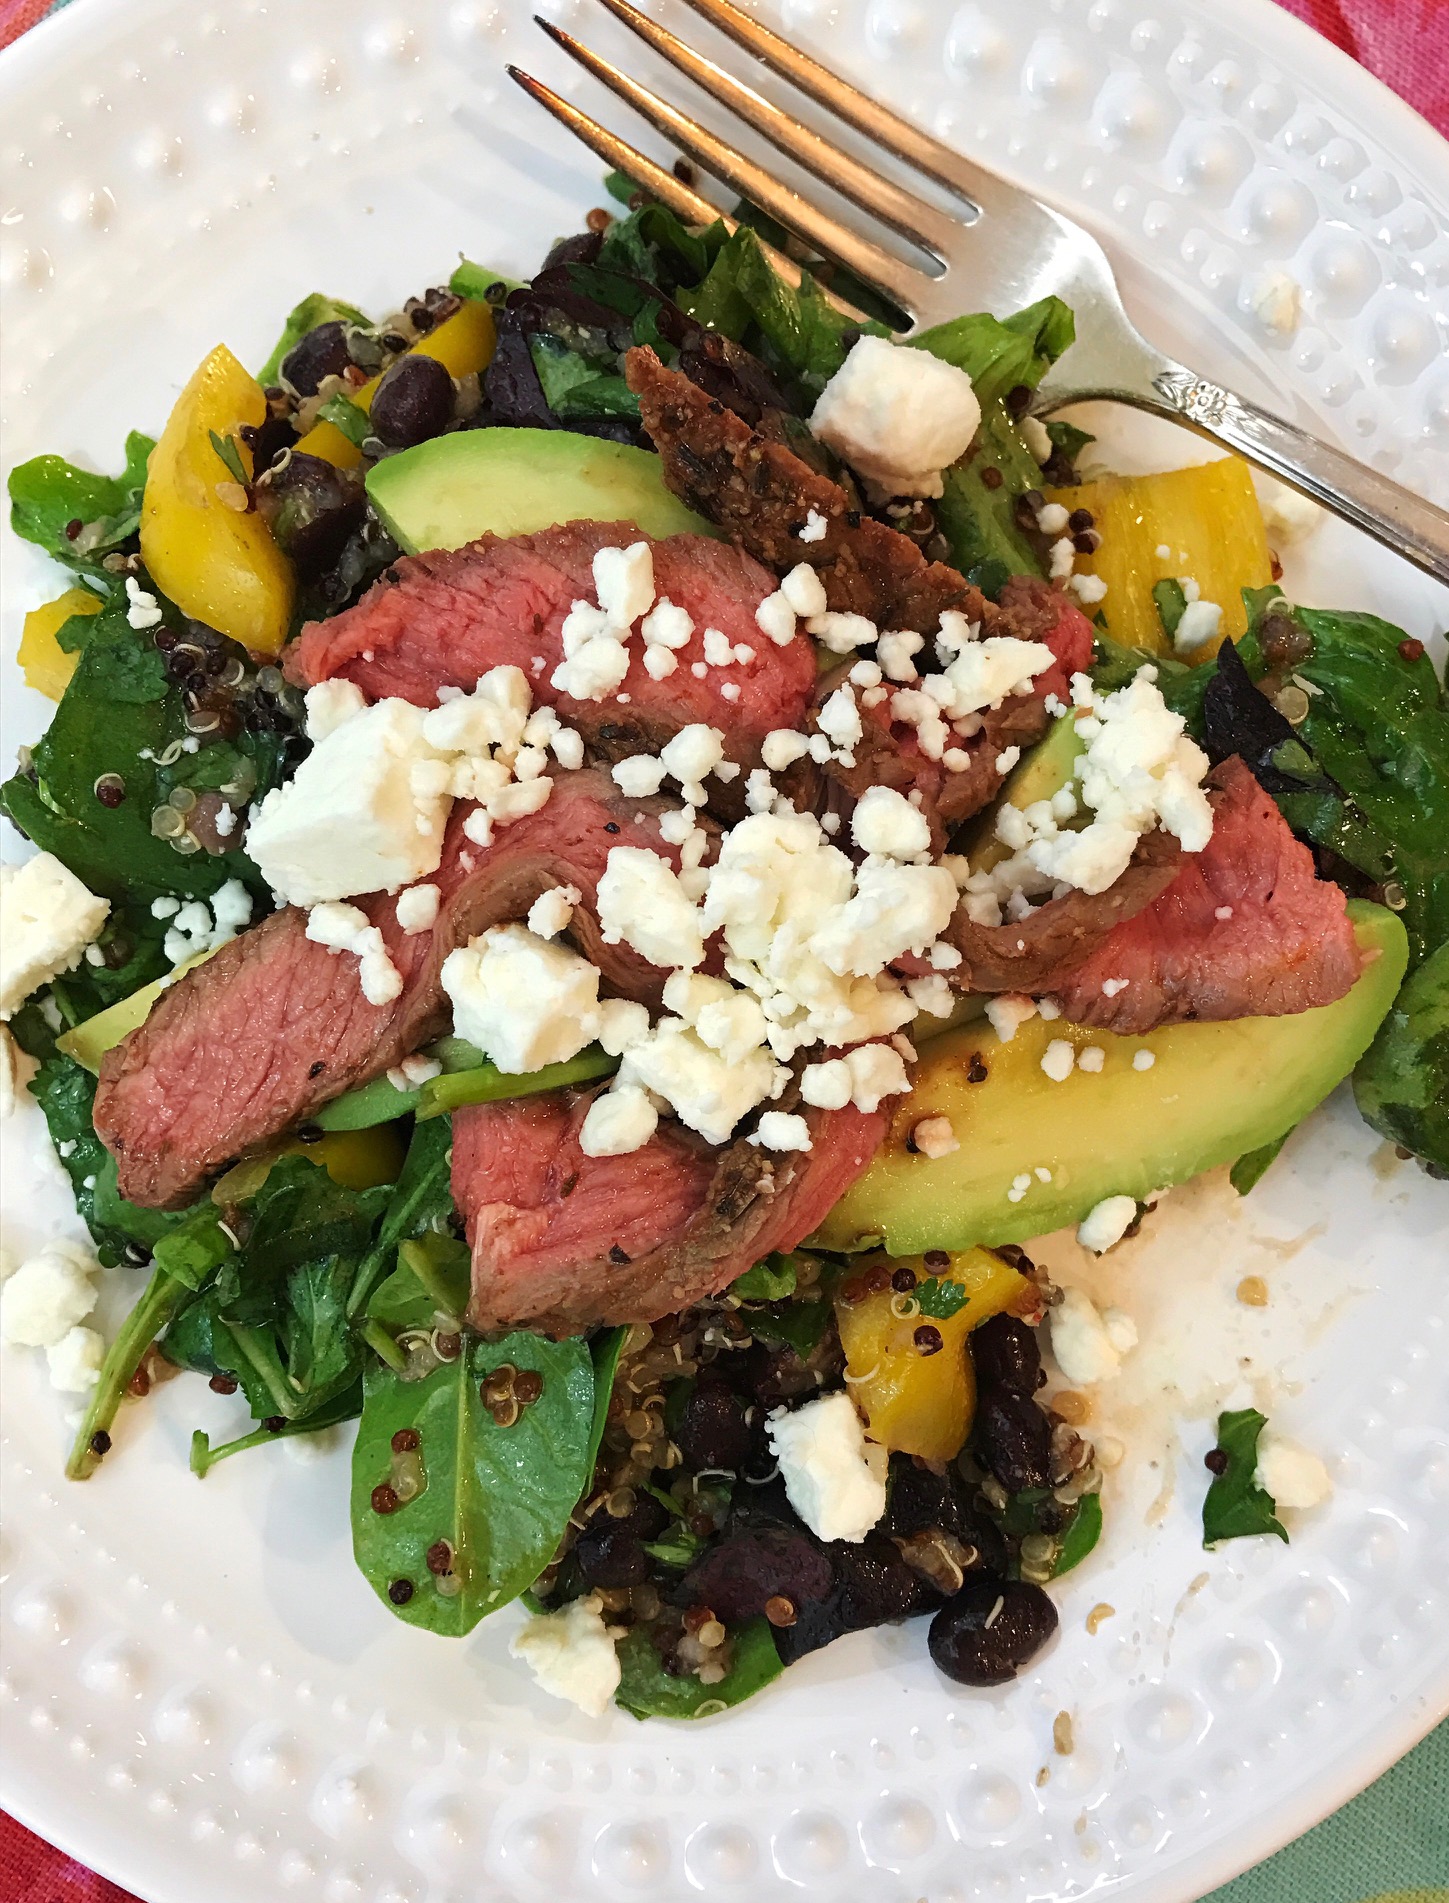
left=508, top=0, right=1449, bottom=586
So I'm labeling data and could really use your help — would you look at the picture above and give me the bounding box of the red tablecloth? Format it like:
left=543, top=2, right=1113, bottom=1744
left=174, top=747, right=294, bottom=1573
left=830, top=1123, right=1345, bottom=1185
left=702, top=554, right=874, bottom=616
left=0, top=0, right=1444, bottom=1898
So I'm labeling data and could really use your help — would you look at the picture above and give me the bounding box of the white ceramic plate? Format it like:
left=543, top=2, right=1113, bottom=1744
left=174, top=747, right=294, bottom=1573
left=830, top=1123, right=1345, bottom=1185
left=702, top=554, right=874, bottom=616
left=2, top=3, right=1447, bottom=1900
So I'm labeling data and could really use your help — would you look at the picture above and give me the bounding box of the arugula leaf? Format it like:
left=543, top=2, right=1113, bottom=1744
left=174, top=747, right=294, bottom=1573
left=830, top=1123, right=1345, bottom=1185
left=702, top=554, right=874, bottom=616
left=529, top=336, right=641, bottom=422
left=350, top=1331, right=597, bottom=1635
left=346, top=1118, right=455, bottom=1320
left=1202, top=1409, right=1288, bottom=1547
left=366, top=1234, right=471, bottom=1335
left=256, top=292, right=369, bottom=385
left=190, top=1381, right=362, bottom=1476
left=1230, top=1132, right=1291, bottom=1196
left=910, top=296, right=1075, bottom=403
left=67, top=1264, right=195, bottom=1478
left=1051, top=1492, right=1103, bottom=1576
left=1153, top=577, right=1188, bottom=640
left=1354, top=937, right=1449, bottom=1171
left=1045, top=419, right=1094, bottom=464
left=595, top=199, right=724, bottom=293
left=615, top=1617, right=782, bottom=1719
left=8, top=431, right=153, bottom=572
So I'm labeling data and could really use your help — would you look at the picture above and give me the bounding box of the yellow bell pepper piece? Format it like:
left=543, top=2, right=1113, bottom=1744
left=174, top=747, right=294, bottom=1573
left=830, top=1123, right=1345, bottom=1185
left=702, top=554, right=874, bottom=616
left=1046, top=457, right=1271, bottom=663
left=140, top=344, right=294, bottom=655
left=19, top=586, right=102, bottom=700
left=293, top=299, right=497, bottom=472
left=834, top=1247, right=1034, bottom=1460
left=279, top=1124, right=407, bottom=1190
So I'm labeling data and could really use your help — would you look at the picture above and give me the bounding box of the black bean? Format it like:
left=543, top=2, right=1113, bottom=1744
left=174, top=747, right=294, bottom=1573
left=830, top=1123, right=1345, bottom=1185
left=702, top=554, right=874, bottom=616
left=573, top=1522, right=651, bottom=1588
left=675, top=1375, right=754, bottom=1473
left=252, top=451, right=363, bottom=573
left=976, top=1391, right=1053, bottom=1492
left=369, top=353, right=456, bottom=448
left=928, top=1576, right=1058, bottom=1686
left=970, top=1314, right=1042, bottom=1396
left=680, top=1528, right=834, bottom=1625
left=280, top=320, right=353, bottom=397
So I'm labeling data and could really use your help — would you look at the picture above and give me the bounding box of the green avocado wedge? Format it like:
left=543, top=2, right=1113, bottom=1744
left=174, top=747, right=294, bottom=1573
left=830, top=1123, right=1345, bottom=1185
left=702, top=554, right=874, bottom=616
left=815, top=900, right=1408, bottom=1256
left=366, top=428, right=715, bottom=556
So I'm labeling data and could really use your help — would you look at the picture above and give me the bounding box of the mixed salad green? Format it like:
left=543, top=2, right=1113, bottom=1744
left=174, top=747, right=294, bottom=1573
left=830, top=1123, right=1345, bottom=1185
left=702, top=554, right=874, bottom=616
left=3, top=175, right=1446, bottom=1720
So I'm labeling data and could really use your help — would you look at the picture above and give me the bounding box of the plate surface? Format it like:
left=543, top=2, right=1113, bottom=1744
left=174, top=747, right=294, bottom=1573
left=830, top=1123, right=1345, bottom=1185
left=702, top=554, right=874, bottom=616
left=1, top=3, right=1447, bottom=1901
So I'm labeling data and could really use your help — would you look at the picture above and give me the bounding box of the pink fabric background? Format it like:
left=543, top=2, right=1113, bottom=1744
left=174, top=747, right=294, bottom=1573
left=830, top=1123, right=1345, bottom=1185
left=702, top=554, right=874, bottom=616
left=0, top=0, right=1444, bottom=1897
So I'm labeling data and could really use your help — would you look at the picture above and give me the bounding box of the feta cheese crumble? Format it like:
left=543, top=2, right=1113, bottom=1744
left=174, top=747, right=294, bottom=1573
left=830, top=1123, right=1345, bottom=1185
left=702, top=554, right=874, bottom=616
left=578, top=1083, right=659, bottom=1158
left=0, top=1239, right=98, bottom=1349
left=1050, top=1286, right=1139, bottom=1383
left=509, top=1593, right=621, bottom=1717
left=441, top=924, right=602, bottom=1074
left=304, top=902, right=403, bottom=1006
left=1076, top=1194, right=1138, bottom=1255
left=1255, top=1433, right=1331, bottom=1510
left=748, top=1110, right=812, bottom=1152
left=0, top=854, right=110, bottom=1018
left=810, top=335, right=982, bottom=499
left=767, top=1392, right=887, bottom=1543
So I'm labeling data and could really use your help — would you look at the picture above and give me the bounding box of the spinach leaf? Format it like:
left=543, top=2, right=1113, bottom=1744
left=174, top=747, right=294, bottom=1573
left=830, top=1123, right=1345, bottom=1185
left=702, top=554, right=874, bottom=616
left=24, top=1054, right=185, bottom=1262
left=257, top=292, right=370, bottom=385
left=1153, top=577, right=1188, bottom=641
left=587, top=1327, right=628, bottom=1476
left=0, top=609, right=279, bottom=903
left=1353, top=937, right=1449, bottom=1171
left=350, top=1331, right=596, bottom=1635
left=936, top=399, right=1045, bottom=581
left=596, top=199, right=723, bottom=290
left=529, top=336, right=641, bottom=422
left=1230, top=1132, right=1291, bottom=1196
left=615, top=1617, right=782, bottom=1719
left=1202, top=1409, right=1288, bottom=1547
left=346, top=1117, right=455, bottom=1320
left=366, top=1234, right=471, bottom=1335
left=732, top=1256, right=798, bottom=1302
left=1051, top=1492, right=1103, bottom=1576
left=1201, top=635, right=1336, bottom=798
left=1045, top=419, right=1094, bottom=464
left=8, top=432, right=153, bottom=572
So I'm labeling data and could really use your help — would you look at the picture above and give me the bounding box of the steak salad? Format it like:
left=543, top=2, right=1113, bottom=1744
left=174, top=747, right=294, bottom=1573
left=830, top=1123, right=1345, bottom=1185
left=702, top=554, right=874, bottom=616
left=2, top=178, right=1446, bottom=1721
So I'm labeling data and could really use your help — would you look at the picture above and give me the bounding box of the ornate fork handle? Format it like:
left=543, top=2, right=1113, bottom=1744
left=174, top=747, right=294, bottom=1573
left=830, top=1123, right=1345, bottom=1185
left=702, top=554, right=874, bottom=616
left=1041, top=344, right=1449, bottom=586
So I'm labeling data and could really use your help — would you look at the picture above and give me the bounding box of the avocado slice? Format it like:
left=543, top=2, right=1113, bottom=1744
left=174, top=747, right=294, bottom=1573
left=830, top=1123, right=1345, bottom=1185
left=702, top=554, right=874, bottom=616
left=58, top=951, right=215, bottom=1074
left=966, top=712, right=1086, bottom=873
left=815, top=900, right=1408, bottom=1255
left=366, top=428, right=715, bottom=556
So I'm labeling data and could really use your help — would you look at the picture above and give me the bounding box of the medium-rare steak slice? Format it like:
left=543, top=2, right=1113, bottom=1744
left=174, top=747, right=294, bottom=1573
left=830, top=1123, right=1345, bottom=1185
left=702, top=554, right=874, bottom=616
left=1051, top=756, right=1364, bottom=1032
left=626, top=346, right=986, bottom=636
left=789, top=579, right=1095, bottom=845
left=284, top=521, right=815, bottom=776
left=95, top=773, right=681, bottom=1210
left=455, top=1088, right=887, bottom=1333
left=941, top=827, right=1186, bottom=992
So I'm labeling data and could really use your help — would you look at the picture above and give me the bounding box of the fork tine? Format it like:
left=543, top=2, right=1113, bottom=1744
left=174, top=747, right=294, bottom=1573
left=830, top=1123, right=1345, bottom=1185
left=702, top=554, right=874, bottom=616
left=505, top=67, right=872, bottom=322
left=532, top=18, right=926, bottom=314
left=589, top=0, right=954, bottom=260
left=675, top=0, right=1015, bottom=214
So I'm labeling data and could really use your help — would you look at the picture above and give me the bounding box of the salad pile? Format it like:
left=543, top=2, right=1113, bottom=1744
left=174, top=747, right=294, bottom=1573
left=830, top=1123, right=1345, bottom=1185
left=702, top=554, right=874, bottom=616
left=1, top=175, right=1445, bottom=1721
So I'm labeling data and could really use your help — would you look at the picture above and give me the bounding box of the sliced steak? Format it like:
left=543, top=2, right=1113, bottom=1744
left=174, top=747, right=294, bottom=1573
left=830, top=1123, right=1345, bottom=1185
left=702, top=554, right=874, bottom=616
left=455, top=1090, right=887, bottom=1333
left=792, top=579, right=1095, bottom=844
left=944, top=826, right=1186, bottom=992
left=1051, top=755, right=1364, bottom=1031
left=284, top=521, right=816, bottom=776
left=95, top=773, right=681, bottom=1209
left=627, top=344, right=984, bottom=635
